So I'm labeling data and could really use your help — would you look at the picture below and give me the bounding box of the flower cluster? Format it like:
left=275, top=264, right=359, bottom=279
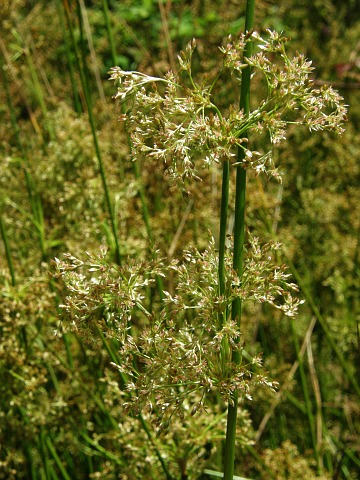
left=246, top=30, right=347, bottom=136
left=166, top=235, right=303, bottom=319
left=110, top=66, right=243, bottom=190
left=109, top=30, right=346, bottom=188
left=52, top=249, right=165, bottom=343
left=116, top=235, right=297, bottom=425
left=55, top=236, right=300, bottom=430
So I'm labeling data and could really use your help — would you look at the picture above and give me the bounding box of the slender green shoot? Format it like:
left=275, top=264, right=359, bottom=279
left=78, top=0, right=106, bottom=103
left=102, top=0, right=117, bottom=66
left=0, top=213, right=16, bottom=286
left=1, top=60, right=21, bottom=146
left=44, top=435, right=72, bottom=480
left=218, top=158, right=229, bottom=324
left=11, top=28, right=55, bottom=141
left=223, top=2, right=255, bottom=479
left=62, top=0, right=122, bottom=265
left=289, top=318, right=320, bottom=470
left=56, top=0, right=82, bottom=113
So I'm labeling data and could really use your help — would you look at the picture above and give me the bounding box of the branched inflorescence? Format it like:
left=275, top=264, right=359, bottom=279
left=54, top=31, right=346, bottom=434
left=55, top=236, right=303, bottom=430
left=109, top=30, right=346, bottom=187
left=53, top=249, right=165, bottom=343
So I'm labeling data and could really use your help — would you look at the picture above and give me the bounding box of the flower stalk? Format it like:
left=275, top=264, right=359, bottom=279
left=223, top=2, right=255, bottom=478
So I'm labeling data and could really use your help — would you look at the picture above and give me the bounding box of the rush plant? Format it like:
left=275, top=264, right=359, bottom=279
left=56, top=16, right=346, bottom=480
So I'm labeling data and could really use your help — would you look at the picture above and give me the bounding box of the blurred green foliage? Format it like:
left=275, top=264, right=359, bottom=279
left=0, top=0, right=359, bottom=479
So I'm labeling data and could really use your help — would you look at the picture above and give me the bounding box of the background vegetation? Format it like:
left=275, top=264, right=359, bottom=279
left=0, top=0, right=359, bottom=479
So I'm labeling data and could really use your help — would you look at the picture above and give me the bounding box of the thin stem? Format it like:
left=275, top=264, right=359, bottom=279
left=102, top=0, right=117, bottom=66
left=287, top=255, right=360, bottom=398
left=23, top=169, right=48, bottom=260
left=56, top=0, right=82, bottom=113
left=223, top=2, right=255, bottom=479
left=218, top=158, right=229, bottom=323
left=44, top=435, right=72, bottom=480
left=2, top=50, right=53, bottom=264
left=157, top=0, right=177, bottom=74
left=1, top=61, right=21, bottom=146
left=63, top=0, right=122, bottom=265
left=12, top=28, right=55, bottom=141
left=0, top=213, right=16, bottom=286
left=289, top=318, right=320, bottom=470
left=78, top=0, right=106, bottom=103
left=138, top=415, right=174, bottom=480
left=0, top=39, right=42, bottom=137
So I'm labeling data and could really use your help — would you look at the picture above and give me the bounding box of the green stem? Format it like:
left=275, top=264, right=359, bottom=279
left=260, top=205, right=360, bottom=398
left=2, top=56, right=51, bottom=263
left=232, top=0, right=255, bottom=323
left=78, top=0, right=106, bottom=102
left=23, top=169, right=48, bottom=260
left=223, top=2, right=255, bottom=479
left=102, top=0, right=117, bottom=66
left=12, top=28, right=55, bottom=141
left=287, top=256, right=360, bottom=398
left=289, top=318, right=320, bottom=469
left=44, top=435, right=72, bottom=480
left=138, top=414, right=174, bottom=480
left=1, top=61, right=21, bottom=146
left=0, top=213, right=16, bottom=286
left=218, top=158, right=229, bottom=324
left=38, top=429, right=51, bottom=479
left=63, top=0, right=122, bottom=265
left=56, top=0, right=82, bottom=113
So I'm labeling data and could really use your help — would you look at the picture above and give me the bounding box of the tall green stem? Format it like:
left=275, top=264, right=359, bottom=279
left=62, top=0, right=122, bottom=265
left=0, top=214, right=16, bottom=286
left=218, top=158, right=229, bottom=323
left=289, top=318, right=320, bottom=470
left=287, top=255, right=360, bottom=398
left=14, top=29, right=55, bottom=141
left=56, top=0, right=82, bottom=113
left=1, top=61, right=21, bottom=146
left=102, top=0, right=117, bottom=66
left=223, top=2, right=255, bottom=479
